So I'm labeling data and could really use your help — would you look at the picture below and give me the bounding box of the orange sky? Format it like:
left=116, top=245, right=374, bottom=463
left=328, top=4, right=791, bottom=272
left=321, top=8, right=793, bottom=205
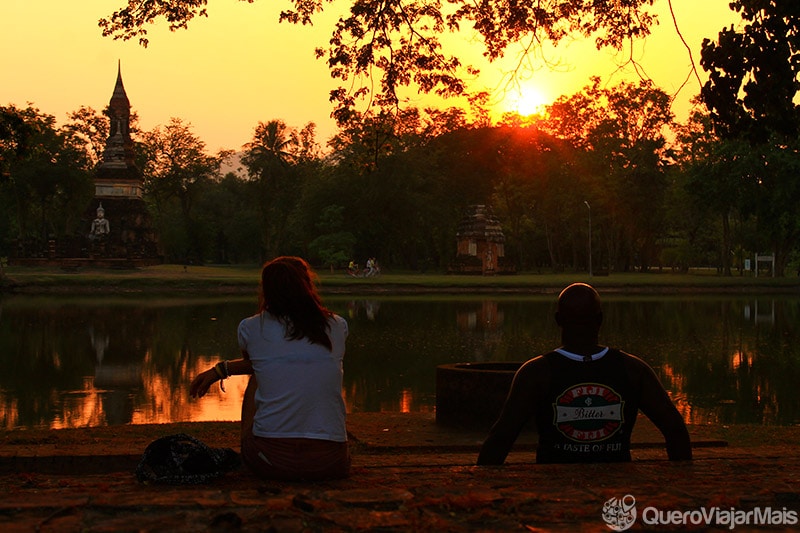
left=1, top=1, right=738, bottom=153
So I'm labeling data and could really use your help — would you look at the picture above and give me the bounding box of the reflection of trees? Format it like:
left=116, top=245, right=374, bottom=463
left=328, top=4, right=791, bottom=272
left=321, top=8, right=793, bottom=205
left=329, top=297, right=557, bottom=413
left=456, top=300, right=505, bottom=362
left=0, top=305, right=90, bottom=428
left=602, top=297, right=800, bottom=425
left=139, top=300, right=250, bottom=423
left=333, top=299, right=458, bottom=412
left=1, top=296, right=798, bottom=427
left=0, top=297, right=252, bottom=429
left=90, top=308, right=151, bottom=426
left=747, top=300, right=800, bottom=424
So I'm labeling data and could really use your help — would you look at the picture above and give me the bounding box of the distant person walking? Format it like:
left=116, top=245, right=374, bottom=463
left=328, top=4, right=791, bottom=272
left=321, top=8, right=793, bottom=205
left=478, top=283, right=692, bottom=465
left=191, top=256, right=350, bottom=480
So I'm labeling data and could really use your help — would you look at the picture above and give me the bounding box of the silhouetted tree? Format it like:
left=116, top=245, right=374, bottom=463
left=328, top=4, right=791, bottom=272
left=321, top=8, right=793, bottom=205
left=141, top=117, right=223, bottom=262
left=542, top=78, right=673, bottom=272
left=100, top=0, right=663, bottom=122
left=0, top=104, right=93, bottom=245
left=701, top=2, right=800, bottom=275
left=241, top=119, right=307, bottom=259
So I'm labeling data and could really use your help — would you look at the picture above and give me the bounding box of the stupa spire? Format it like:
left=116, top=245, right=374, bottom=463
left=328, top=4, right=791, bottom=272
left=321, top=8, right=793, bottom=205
left=111, top=60, right=130, bottom=109
left=95, top=62, right=141, bottom=195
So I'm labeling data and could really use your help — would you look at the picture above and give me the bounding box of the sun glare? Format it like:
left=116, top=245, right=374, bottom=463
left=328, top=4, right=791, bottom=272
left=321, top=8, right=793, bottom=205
left=507, top=85, right=549, bottom=116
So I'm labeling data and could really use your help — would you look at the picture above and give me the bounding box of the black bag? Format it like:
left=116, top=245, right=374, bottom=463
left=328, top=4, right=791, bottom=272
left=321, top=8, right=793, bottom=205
left=136, top=433, right=240, bottom=485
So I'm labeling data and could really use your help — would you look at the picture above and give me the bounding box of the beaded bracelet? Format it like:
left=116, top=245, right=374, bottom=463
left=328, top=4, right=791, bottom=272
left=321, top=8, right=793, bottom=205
left=214, top=362, right=228, bottom=392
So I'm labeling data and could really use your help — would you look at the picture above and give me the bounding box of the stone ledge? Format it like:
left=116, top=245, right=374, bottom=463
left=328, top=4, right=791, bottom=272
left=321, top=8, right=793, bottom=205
left=0, top=446, right=797, bottom=532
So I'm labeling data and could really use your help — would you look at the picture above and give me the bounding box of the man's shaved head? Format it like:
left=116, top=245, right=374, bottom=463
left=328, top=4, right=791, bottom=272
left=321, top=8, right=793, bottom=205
left=556, top=283, right=602, bottom=328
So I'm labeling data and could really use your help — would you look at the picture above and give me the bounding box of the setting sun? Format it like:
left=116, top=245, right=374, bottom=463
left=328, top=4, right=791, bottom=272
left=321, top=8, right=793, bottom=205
left=506, top=84, right=550, bottom=116
left=1, top=1, right=740, bottom=150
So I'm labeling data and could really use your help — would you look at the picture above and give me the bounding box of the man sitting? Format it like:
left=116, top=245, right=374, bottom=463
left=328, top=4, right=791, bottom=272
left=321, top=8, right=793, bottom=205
left=477, top=283, right=692, bottom=464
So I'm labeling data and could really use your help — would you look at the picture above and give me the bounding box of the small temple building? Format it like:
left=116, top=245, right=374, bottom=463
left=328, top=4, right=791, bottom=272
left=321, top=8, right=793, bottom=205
left=82, top=63, right=160, bottom=265
left=449, top=205, right=514, bottom=275
left=10, top=64, right=161, bottom=267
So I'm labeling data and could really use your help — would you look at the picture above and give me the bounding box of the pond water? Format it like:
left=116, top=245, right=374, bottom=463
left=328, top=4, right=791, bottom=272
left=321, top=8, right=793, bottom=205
left=0, top=293, right=798, bottom=429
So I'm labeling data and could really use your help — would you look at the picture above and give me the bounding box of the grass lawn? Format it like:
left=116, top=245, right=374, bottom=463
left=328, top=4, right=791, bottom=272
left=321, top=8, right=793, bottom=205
left=2, top=264, right=800, bottom=294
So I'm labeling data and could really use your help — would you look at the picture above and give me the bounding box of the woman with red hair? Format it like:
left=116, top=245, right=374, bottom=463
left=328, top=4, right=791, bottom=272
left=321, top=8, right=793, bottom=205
left=191, top=256, right=350, bottom=480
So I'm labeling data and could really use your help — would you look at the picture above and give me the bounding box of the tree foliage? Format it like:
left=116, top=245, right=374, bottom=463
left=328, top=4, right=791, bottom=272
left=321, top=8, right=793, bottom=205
left=61, top=107, right=110, bottom=168
left=141, top=117, right=224, bottom=262
left=308, top=205, right=356, bottom=271
left=1, top=105, right=35, bottom=178
left=700, top=1, right=800, bottom=275
left=123, top=81, right=699, bottom=274
left=99, top=0, right=659, bottom=121
left=701, top=1, right=800, bottom=142
left=540, top=78, right=673, bottom=272
left=242, top=119, right=316, bottom=259
left=0, top=105, right=93, bottom=248
left=10, top=0, right=800, bottom=275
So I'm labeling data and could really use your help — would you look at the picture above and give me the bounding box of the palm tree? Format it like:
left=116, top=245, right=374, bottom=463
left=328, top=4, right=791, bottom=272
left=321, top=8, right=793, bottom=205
left=242, top=120, right=299, bottom=259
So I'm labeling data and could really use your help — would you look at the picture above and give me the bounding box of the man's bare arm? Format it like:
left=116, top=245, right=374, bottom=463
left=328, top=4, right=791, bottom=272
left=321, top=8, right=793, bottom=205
left=634, top=359, right=692, bottom=461
left=477, top=358, right=547, bottom=465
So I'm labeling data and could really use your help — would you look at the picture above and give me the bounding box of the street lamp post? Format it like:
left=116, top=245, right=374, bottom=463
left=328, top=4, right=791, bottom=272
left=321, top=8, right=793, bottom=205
left=584, top=201, right=592, bottom=277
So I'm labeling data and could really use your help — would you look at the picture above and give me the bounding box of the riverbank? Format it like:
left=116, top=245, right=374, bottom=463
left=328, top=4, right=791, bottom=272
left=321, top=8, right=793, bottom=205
left=2, top=266, right=799, bottom=530
left=1, top=414, right=798, bottom=531
left=3, top=264, right=800, bottom=295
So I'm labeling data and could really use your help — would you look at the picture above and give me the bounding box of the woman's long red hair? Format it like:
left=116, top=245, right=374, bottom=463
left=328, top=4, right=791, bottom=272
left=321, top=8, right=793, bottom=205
left=259, top=256, right=333, bottom=350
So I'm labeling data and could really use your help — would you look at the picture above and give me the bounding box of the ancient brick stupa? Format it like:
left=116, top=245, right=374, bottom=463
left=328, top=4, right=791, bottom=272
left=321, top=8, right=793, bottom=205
left=450, top=205, right=514, bottom=275
left=83, top=63, right=160, bottom=265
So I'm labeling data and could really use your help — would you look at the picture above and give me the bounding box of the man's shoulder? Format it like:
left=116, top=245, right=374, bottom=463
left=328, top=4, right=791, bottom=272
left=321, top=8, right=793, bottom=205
left=521, top=349, right=564, bottom=366
left=516, top=354, right=552, bottom=376
left=610, top=348, right=658, bottom=377
left=521, top=353, right=551, bottom=365
left=612, top=348, right=648, bottom=365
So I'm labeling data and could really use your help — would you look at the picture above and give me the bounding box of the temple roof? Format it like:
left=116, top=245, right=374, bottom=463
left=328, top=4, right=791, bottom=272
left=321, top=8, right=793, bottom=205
left=110, top=61, right=130, bottom=110
left=456, top=205, right=506, bottom=242
left=95, top=62, right=141, bottom=190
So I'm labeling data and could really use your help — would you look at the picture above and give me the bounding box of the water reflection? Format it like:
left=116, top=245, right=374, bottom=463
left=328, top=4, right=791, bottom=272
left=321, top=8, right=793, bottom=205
left=456, top=300, right=504, bottom=362
left=0, top=294, right=798, bottom=429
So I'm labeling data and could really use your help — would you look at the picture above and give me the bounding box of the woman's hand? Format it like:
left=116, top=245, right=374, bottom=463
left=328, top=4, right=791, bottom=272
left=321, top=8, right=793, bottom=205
left=190, top=368, right=220, bottom=398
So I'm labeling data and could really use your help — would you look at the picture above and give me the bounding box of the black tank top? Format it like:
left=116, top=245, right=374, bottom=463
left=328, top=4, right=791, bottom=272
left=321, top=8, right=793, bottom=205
left=535, top=349, right=640, bottom=463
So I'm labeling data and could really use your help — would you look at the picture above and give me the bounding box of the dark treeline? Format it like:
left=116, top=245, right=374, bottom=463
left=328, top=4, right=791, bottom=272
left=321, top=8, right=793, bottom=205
left=3, top=71, right=800, bottom=275
left=6, top=1, right=796, bottom=274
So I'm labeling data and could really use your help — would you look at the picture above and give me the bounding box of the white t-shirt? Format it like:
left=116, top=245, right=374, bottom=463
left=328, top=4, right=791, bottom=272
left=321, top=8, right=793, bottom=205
left=238, top=312, right=348, bottom=442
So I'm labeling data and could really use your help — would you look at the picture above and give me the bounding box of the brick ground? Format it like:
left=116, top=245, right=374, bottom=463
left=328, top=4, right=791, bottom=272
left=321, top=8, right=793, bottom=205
left=0, top=414, right=798, bottom=532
